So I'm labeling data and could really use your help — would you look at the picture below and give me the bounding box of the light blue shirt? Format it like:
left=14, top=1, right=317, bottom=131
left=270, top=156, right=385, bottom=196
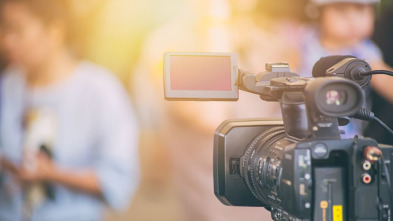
left=0, top=62, right=140, bottom=221
left=297, top=27, right=383, bottom=77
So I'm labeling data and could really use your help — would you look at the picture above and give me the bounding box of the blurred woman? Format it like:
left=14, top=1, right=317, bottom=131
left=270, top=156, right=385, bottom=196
left=0, top=0, right=139, bottom=220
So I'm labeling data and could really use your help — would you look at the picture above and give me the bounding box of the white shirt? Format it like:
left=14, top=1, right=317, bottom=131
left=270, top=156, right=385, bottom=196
left=0, top=62, right=140, bottom=221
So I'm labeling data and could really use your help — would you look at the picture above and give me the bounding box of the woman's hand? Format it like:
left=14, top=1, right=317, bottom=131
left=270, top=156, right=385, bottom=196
left=1, top=154, right=101, bottom=195
left=2, top=153, right=56, bottom=183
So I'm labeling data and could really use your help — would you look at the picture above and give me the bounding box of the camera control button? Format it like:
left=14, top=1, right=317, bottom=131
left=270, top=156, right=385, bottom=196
left=312, top=143, right=328, bottom=159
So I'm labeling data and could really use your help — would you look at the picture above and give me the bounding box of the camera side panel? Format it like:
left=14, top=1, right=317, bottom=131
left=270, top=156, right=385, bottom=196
left=213, top=118, right=283, bottom=207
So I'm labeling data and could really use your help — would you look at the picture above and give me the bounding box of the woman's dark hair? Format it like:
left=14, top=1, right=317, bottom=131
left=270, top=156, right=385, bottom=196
left=253, top=0, right=310, bottom=22
left=0, top=0, right=74, bottom=45
left=1, top=0, right=71, bottom=26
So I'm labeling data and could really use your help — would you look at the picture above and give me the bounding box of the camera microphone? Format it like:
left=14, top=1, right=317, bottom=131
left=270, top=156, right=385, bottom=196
left=312, top=56, right=372, bottom=88
left=312, top=56, right=355, bottom=78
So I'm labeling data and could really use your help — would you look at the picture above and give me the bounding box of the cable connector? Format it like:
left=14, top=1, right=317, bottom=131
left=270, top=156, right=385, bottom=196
left=351, top=108, right=374, bottom=122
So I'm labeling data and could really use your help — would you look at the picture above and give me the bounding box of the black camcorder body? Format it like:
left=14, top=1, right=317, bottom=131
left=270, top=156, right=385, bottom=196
left=163, top=53, right=393, bottom=221
left=214, top=119, right=393, bottom=220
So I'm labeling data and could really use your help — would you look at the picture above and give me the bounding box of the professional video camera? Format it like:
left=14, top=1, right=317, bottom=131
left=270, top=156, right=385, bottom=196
left=163, top=52, right=393, bottom=221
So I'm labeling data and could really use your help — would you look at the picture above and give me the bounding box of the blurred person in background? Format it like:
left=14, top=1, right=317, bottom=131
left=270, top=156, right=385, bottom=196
left=132, top=0, right=306, bottom=220
left=0, top=0, right=139, bottom=220
left=229, top=0, right=308, bottom=71
left=298, top=0, right=384, bottom=76
left=293, top=0, right=393, bottom=138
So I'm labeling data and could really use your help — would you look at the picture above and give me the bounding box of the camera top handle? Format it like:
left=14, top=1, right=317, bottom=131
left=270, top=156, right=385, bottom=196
left=238, top=63, right=364, bottom=140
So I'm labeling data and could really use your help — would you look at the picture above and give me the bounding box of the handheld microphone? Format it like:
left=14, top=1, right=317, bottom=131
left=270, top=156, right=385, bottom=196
left=312, top=56, right=372, bottom=88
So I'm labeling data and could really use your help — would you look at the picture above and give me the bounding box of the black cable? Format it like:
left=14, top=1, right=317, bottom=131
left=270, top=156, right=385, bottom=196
left=352, top=108, right=393, bottom=205
left=380, top=155, right=393, bottom=210
left=381, top=156, right=391, bottom=189
left=374, top=117, right=393, bottom=137
left=361, top=70, right=393, bottom=77
left=351, top=108, right=393, bottom=137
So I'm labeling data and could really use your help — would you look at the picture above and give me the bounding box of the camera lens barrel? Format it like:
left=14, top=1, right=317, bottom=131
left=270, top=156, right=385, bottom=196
left=242, top=126, right=296, bottom=207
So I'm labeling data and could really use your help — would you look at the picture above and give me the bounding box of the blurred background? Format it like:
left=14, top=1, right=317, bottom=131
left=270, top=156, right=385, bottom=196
left=1, top=0, right=393, bottom=220
left=104, top=0, right=393, bottom=220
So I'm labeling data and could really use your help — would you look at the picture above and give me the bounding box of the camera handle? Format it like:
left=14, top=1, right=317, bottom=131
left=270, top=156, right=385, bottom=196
left=280, top=92, right=309, bottom=139
left=239, top=68, right=343, bottom=140
left=238, top=63, right=298, bottom=100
